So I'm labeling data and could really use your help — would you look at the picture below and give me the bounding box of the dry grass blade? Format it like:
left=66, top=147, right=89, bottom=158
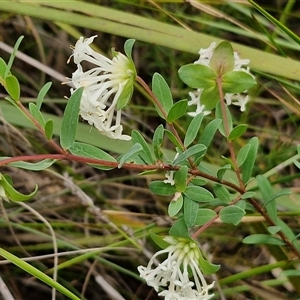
left=0, top=276, right=15, bottom=300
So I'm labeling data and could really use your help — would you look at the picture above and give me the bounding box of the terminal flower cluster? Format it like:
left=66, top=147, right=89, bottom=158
left=69, top=36, right=136, bottom=140
left=189, top=42, right=252, bottom=116
left=138, top=236, right=214, bottom=300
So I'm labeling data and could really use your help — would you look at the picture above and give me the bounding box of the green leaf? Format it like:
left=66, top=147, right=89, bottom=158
left=197, top=118, right=222, bottom=157
left=164, top=129, right=184, bottom=150
left=6, top=159, right=55, bottom=171
left=237, top=143, right=251, bottom=167
left=0, top=247, right=81, bottom=300
left=169, top=217, right=190, bottom=239
left=243, top=234, right=285, bottom=245
left=277, top=219, right=300, bottom=251
left=44, top=119, right=54, bottom=140
left=190, top=178, right=207, bottom=186
left=124, top=38, right=135, bottom=61
left=152, top=73, right=173, bottom=118
left=153, top=124, right=164, bottom=160
left=5, top=36, right=24, bottom=78
left=149, top=231, right=170, bottom=250
left=0, top=174, right=37, bottom=202
left=60, top=87, right=84, bottom=150
left=235, top=199, right=246, bottom=210
left=116, top=78, right=134, bottom=110
left=174, top=165, right=188, bottom=192
left=184, top=185, right=214, bottom=202
left=199, top=85, right=219, bottom=111
left=5, top=75, right=20, bottom=101
left=219, top=205, right=245, bottom=225
left=242, top=137, right=259, bottom=184
left=194, top=208, right=217, bottom=226
left=0, top=57, right=8, bottom=79
left=149, top=180, right=176, bottom=196
left=270, top=189, right=291, bottom=202
left=248, top=0, right=300, bottom=46
left=217, top=164, right=231, bottom=181
left=173, top=144, right=206, bottom=166
left=29, top=103, right=46, bottom=127
left=210, top=41, right=234, bottom=75
left=118, top=143, right=142, bottom=168
left=166, top=99, right=187, bottom=123
left=69, top=142, right=117, bottom=170
left=178, top=64, right=216, bottom=89
left=241, top=191, right=256, bottom=199
left=184, top=113, right=204, bottom=148
left=197, top=248, right=220, bottom=275
left=213, top=184, right=231, bottom=203
left=257, top=175, right=277, bottom=223
left=268, top=226, right=281, bottom=234
left=36, top=82, right=52, bottom=110
left=215, top=101, right=233, bottom=137
left=222, top=71, right=256, bottom=93
left=281, top=270, right=300, bottom=277
left=183, top=196, right=198, bottom=228
left=228, top=124, right=248, bottom=141
left=131, top=130, right=154, bottom=164
left=168, top=194, right=183, bottom=217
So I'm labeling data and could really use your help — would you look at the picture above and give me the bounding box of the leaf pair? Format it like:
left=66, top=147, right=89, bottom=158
left=0, top=36, right=23, bottom=101
left=178, top=41, right=256, bottom=111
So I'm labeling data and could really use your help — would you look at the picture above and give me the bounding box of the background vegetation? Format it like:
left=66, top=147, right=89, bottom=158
left=0, top=0, right=300, bottom=299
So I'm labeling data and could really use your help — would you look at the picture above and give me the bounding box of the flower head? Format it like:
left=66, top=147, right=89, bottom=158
left=69, top=36, right=136, bottom=140
left=138, top=236, right=214, bottom=300
left=188, top=42, right=252, bottom=115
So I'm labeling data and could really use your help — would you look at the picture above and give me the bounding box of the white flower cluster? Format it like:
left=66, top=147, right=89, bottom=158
left=189, top=42, right=251, bottom=116
left=138, top=236, right=214, bottom=300
left=69, top=36, right=135, bottom=140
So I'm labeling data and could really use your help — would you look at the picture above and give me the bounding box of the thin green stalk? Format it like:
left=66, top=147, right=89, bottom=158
left=0, top=248, right=81, bottom=300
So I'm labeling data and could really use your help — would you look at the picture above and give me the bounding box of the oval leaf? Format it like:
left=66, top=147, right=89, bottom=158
left=60, top=87, right=84, bottom=150
left=7, top=159, right=56, bottom=171
left=219, top=205, right=245, bottom=225
left=184, top=113, right=204, bottom=147
left=5, top=75, right=20, bottom=101
left=70, top=142, right=117, bottom=170
left=168, top=194, right=183, bottom=217
left=242, top=136, right=259, bottom=184
left=228, top=124, right=248, bottom=141
left=184, top=185, right=214, bottom=202
left=243, top=234, right=285, bottom=245
left=195, top=208, right=217, bottom=226
left=44, top=119, right=54, bottom=140
left=213, top=183, right=231, bottom=203
left=183, top=196, right=198, bottom=228
left=173, top=144, right=206, bottom=166
left=222, top=71, right=256, bottom=93
left=210, top=41, right=234, bottom=75
left=118, top=143, right=143, bottom=168
left=178, top=64, right=216, bottom=89
left=149, top=180, right=176, bottom=196
left=152, top=73, right=173, bottom=118
left=167, top=99, right=187, bottom=123
left=131, top=130, right=154, bottom=165
left=174, top=165, right=188, bottom=192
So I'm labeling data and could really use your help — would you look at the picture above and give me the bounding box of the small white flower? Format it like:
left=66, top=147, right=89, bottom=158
left=164, top=153, right=180, bottom=185
left=164, top=171, right=175, bottom=185
left=138, top=236, right=214, bottom=300
left=188, top=42, right=253, bottom=115
left=195, top=42, right=216, bottom=67
left=188, top=91, right=211, bottom=117
left=69, top=36, right=136, bottom=140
